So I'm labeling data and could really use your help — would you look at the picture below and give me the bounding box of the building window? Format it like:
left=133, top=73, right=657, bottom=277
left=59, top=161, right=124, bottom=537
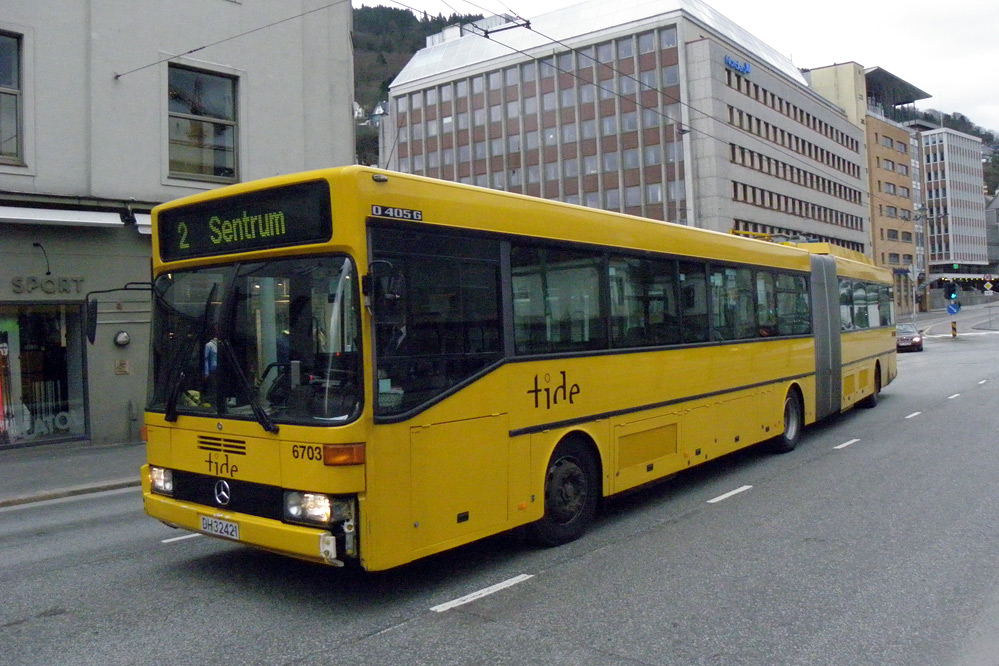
left=638, top=32, right=655, bottom=54
left=168, top=64, right=238, bottom=182
left=0, top=32, right=22, bottom=164
left=659, top=26, right=678, bottom=48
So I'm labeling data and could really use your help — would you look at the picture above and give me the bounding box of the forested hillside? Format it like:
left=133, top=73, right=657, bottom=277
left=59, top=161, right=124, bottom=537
left=353, top=6, right=481, bottom=164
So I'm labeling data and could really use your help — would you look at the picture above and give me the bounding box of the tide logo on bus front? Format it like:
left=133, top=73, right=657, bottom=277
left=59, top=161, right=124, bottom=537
left=527, top=371, right=581, bottom=410
left=204, top=452, right=239, bottom=478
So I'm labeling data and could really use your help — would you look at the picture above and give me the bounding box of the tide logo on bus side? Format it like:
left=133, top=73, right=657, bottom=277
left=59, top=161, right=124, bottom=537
left=527, top=371, right=581, bottom=410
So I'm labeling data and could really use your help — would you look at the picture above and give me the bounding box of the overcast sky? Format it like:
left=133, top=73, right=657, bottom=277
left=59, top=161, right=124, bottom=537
left=359, top=0, right=998, bottom=134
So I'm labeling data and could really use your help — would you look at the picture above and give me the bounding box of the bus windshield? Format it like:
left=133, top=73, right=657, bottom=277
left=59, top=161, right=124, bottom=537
left=148, top=255, right=363, bottom=427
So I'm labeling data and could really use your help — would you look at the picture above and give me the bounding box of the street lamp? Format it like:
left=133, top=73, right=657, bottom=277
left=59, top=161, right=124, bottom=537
left=913, top=205, right=940, bottom=319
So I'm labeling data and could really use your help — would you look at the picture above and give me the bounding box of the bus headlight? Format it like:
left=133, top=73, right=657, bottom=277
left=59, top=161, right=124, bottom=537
left=284, top=492, right=355, bottom=527
left=150, top=466, right=174, bottom=496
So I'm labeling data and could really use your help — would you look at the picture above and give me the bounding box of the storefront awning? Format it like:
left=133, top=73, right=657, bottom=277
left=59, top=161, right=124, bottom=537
left=0, top=206, right=124, bottom=228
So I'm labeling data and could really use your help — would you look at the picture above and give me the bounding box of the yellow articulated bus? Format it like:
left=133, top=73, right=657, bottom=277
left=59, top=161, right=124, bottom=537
left=141, top=166, right=896, bottom=571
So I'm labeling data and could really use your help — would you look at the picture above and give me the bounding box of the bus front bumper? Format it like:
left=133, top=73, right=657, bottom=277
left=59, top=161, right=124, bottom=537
left=142, top=477, right=347, bottom=567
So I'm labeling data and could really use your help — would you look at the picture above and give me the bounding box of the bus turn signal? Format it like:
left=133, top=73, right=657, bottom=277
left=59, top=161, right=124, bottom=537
left=323, top=443, right=366, bottom=466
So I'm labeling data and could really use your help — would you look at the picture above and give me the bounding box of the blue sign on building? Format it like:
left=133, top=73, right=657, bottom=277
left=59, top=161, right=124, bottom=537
left=725, top=55, right=751, bottom=76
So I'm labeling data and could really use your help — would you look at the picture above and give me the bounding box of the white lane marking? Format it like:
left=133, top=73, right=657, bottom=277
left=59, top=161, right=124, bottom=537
left=905, top=412, right=922, bottom=419
left=948, top=393, right=961, bottom=400
left=834, top=438, right=860, bottom=450
left=980, top=380, right=988, bottom=385
left=431, top=574, right=534, bottom=612
left=707, top=485, right=752, bottom=504
left=162, top=533, right=202, bottom=544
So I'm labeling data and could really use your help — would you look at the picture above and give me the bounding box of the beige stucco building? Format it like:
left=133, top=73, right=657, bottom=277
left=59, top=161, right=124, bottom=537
left=806, top=63, right=929, bottom=314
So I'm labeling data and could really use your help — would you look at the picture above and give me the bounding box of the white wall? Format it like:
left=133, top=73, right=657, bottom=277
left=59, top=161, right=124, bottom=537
left=0, top=0, right=355, bottom=204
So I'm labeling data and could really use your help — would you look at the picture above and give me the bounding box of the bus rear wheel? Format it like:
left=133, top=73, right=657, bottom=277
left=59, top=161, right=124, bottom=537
left=529, top=438, right=599, bottom=547
left=860, top=365, right=881, bottom=409
left=772, top=390, right=803, bottom=454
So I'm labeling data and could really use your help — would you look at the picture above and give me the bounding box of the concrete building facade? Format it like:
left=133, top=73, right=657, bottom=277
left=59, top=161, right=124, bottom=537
left=921, top=128, right=988, bottom=275
left=806, top=63, right=930, bottom=315
left=0, top=0, right=354, bottom=448
left=382, top=0, right=869, bottom=252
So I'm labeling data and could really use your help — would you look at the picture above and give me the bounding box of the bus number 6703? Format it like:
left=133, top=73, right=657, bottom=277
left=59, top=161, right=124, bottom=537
left=292, top=445, right=323, bottom=461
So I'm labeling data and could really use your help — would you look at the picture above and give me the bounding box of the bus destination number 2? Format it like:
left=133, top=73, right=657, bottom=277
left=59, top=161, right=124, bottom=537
left=372, top=205, right=423, bottom=221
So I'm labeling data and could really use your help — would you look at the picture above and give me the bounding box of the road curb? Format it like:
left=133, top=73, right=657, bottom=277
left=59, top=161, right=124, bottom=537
left=0, top=479, right=141, bottom=508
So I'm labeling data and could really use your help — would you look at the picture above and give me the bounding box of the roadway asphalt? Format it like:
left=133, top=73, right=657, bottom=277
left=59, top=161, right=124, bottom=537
left=0, top=440, right=145, bottom=508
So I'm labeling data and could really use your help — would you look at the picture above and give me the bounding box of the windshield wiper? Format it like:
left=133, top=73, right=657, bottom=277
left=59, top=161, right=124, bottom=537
left=164, top=372, right=186, bottom=422
left=219, top=337, right=279, bottom=434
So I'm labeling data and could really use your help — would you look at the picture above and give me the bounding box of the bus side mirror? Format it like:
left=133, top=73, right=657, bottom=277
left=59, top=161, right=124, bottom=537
left=86, top=297, right=99, bottom=344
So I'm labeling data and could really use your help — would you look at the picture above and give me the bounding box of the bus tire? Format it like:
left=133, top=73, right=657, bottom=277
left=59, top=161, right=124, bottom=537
left=528, top=437, right=600, bottom=547
left=860, top=364, right=881, bottom=409
left=772, top=389, right=803, bottom=454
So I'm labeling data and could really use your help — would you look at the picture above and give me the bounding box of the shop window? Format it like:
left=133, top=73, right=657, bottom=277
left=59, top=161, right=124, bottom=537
left=168, top=64, right=238, bottom=182
left=0, top=305, right=87, bottom=446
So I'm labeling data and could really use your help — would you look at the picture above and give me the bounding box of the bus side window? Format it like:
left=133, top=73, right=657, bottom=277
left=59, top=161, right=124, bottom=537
left=839, top=279, right=854, bottom=331
left=512, top=244, right=606, bottom=354
left=755, top=271, right=778, bottom=337
left=609, top=256, right=679, bottom=348
left=776, top=273, right=810, bottom=335
left=679, top=261, right=708, bottom=343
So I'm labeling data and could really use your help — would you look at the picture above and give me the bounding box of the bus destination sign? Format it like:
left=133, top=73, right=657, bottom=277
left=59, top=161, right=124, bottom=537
left=157, top=179, right=333, bottom=262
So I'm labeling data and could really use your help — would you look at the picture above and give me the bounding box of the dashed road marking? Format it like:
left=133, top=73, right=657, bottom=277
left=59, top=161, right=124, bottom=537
left=162, top=533, right=202, bottom=544
left=707, top=485, right=752, bottom=504
left=431, top=574, right=534, bottom=612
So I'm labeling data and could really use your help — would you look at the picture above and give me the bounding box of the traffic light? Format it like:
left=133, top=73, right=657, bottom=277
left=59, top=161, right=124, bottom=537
left=947, top=282, right=958, bottom=299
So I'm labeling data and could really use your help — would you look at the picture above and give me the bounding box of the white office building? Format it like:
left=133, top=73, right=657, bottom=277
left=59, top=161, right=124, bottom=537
left=920, top=128, right=988, bottom=274
left=383, top=0, right=869, bottom=252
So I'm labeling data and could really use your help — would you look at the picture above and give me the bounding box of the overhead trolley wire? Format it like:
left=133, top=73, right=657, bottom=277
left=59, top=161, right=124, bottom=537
left=113, top=0, right=351, bottom=80
left=385, top=0, right=905, bottom=217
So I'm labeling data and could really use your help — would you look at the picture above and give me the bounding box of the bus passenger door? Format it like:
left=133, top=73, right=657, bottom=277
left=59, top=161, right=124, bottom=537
left=410, top=413, right=509, bottom=551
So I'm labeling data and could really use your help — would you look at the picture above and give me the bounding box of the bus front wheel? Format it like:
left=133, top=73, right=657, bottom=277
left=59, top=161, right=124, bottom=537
left=529, top=438, right=599, bottom=547
left=772, top=390, right=803, bottom=454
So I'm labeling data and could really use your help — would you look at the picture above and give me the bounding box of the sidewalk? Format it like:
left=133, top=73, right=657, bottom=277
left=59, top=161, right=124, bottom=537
left=0, top=441, right=146, bottom=508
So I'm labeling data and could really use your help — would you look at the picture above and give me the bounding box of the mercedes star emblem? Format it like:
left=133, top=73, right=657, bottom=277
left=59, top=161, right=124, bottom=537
left=214, top=479, right=232, bottom=506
